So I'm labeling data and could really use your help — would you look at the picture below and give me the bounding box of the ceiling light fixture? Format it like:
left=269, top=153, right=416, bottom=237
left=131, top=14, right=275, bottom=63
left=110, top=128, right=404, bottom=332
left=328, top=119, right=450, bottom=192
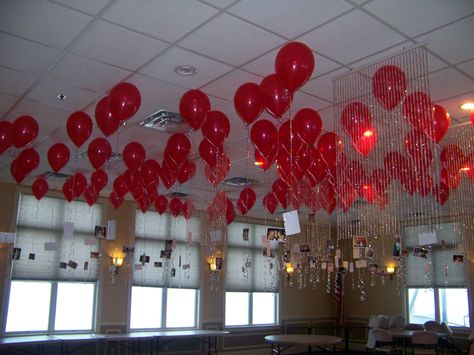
left=459, top=102, right=474, bottom=110
left=57, top=93, right=67, bottom=100
left=174, top=65, right=197, bottom=76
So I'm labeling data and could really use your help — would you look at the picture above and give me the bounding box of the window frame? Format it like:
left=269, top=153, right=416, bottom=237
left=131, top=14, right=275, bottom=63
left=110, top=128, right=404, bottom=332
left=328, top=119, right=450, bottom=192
left=224, top=291, right=279, bottom=328
left=406, top=287, right=471, bottom=328
left=129, top=285, right=199, bottom=331
left=5, top=280, right=97, bottom=335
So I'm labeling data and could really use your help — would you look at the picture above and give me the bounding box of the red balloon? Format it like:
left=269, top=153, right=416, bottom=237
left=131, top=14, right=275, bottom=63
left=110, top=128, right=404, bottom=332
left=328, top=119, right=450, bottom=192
left=427, top=104, right=450, bottom=143
left=317, top=132, right=343, bottom=167
left=371, top=168, right=391, bottom=195
left=178, top=159, right=196, bottom=184
left=166, top=133, right=191, bottom=165
left=124, top=168, right=143, bottom=193
left=88, top=137, right=111, bottom=169
left=12, top=115, right=39, bottom=148
left=306, top=151, right=327, bottom=187
left=403, top=91, right=433, bottom=131
left=404, top=130, right=432, bottom=168
left=47, top=143, right=70, bottom=172
left=293, top=108, right=322, bottom=146
left=275, top=42, right=314, bottom=93
left=250, top=119, right=277, bottom=158
left=169, top=198, right=183, bottom=217
left=341, top=102, right=372, bottom=141
left=440, top=144, right=464, bottom=172
left=91, top=169, right=108, bottom=192
left=154, top=195, right=168, bottom=214
left=234, top=82, right=263, bottom=126
left=108, top=82, right=141, bottom=121
left=140, top=159, right=161, bottom=186
left=263, top=193, right=278, bottom=214
left=205, top=154, right=230, bottom=187
left=319, top=179, right=336, bottom=214
left=0, top=120, right=13, bottom=154
left=179, top=89, right=210, bottom=131
left=237, top=198, right=249, bottom=215
left=95, top=96, right=120, bottom=137
left=66, top=111, right=93, bottom=147
left=201, top=111, right=230, bottom=146
left=160, top=165, right=177, bottom=189
left=32, top=177, right=48, bottom=200
left=462, top=153, right=474, bottom=183
left=260, top=74, right=292, bottom=119
left=278, top=119, right=305, bottom=155
left=10, top=159, right=25, bottom=183
left=225, top=199, right=235, bottom=225
left=84, top=185, right=99, bottom=206
left=113, top=175, right=129, bottom=197
left=136, top=196, right=151, bottom=213
left=254, top=148, right=277, bottom=171
left=63, top=178, right=74, bottom=202
left=372, top=65, right=407, bottom=110
left=123, top=141, right=146, bottom=170
left=199, top=139, right=223, bottom=168
left=72, top=173, right=87, bottom=197
left=109, top=190, right=124, bottom=209
left=272, top=178, right=289, bottom=207
left=239, top=187, right=256, bottom=212
left=433, top=182, right=450, bottom=206
left=18, top=148, right=40, bottom=175
left=383, top=151, right=407, bottom=180
left=440, top=167, right=461, bottom=190
left=277, top=149, right=304, bottom=184
left=183, top=199, right=195, bottom=220
left=352, top=125, right=377, bottom=157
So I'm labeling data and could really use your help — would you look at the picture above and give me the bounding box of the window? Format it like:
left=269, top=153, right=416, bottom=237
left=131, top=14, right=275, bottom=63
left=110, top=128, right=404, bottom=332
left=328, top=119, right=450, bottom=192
left=225, top=222, right=279, bottom=327
left=130, top=211, right=201, bottom=329
left=5, top=195, right=101, bottom=334
left=404, top=222, right=470, bottom=327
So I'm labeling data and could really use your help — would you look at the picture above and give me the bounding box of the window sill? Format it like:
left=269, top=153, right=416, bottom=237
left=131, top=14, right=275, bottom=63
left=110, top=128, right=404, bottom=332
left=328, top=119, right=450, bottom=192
left=224, top=324, right=280, bottom=332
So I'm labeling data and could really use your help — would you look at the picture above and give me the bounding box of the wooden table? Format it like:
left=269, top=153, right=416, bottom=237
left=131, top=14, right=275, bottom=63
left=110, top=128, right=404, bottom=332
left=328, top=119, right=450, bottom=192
left=265, top=334, right=342, bottom=354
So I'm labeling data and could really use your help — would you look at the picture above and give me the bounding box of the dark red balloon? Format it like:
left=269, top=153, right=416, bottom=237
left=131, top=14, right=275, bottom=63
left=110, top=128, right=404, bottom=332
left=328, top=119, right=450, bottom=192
left=18, top=148, right=40, bottom=175
left=63, top=178, right=74, bottom=202
left=47, top=143, right=70, bottom=172
left=166, top=133, right=191, bottom=166
left=66, top=111, right=93, bottom=147
left=91, top=169, right=108, bottom=192
left=113, top=175, right=129, bottom=197
left=234, top=82, right=263, bottom=126
left=140, top=159, right=160, bottom=186
left=95, top=96, right=120, bottom=137
left=278, top=119, right=305, bottom=156
left=169, top=198, right=183, bottom=218
left=254, top=147, right=277, bottom=171
left=108, top=82, right=141, bottom=121
left=199, top=139, right=223, bottom=168
left=179, top=89, right=210, bottom=131
left=109, top=190, right=124, bottom=209
left=10, top=159, right=25, bottom=183
left=201, top=111, right=230, bottom=147
left=178, top=159, right=196, bottom=184
left=275, top=42, right=314, bottom=93
left=293, top=108, right=322, bottom=146
left=428, top=104, right=450, bottom=143
left=123, top=168, right=143, bottom=193
left=341, top=101, right=372, bottom=142
left=272, top=178, right=289, bottom=207
left=12, top=115, right=39, bottom=148
left=84, top=185, right=99, bottom=206
left=123, top=141, right=146, bottom=170
left=263, top=193, right=278, bottom=214
left=32, top=177, right=48, bottom=200
left=317, top=132, right=343, bottom=167
left=260, top=74, right=292, bottom=119
left=250, top=119, right=278, bottom=159
left=403, top=91, right=432, bottom=131
left=154, top=195, right=168, bottom=214
left=239, top=187, right=256, bottom=213
left=72, top=173, right=87, bottom=197
left=88, top=137, right=112, bottom=169
left=0, top=120, right=13, bottom=154
left=372, top=65, right=407, bottom=110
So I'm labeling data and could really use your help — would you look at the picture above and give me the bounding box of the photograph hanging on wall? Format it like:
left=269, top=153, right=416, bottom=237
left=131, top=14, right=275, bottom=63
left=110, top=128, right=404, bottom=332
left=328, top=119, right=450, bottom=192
left=266, top=227, right=286, bottom=242
left=453, top=255, right=464, bottom=263
left=94, top=225, right=106, bottom=238
left=12, top=247, right=21, bottom=260
left=353, top=236, right=367, bottom=248
left=393, top=236, right=401, bottom=258
left=413, top=247, right=428, bottom=259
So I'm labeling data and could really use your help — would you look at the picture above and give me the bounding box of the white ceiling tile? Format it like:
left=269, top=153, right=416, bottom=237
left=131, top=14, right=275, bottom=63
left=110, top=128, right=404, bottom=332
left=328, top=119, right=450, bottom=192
left=47, top=54, right=131, bottom=93
left=202, top=70, right=262, bottom=101
left=52, top=0, right=112, bottom=15
left=291, top=91, right=332, bottom=114
left=457, top=59, right=474, bottom=78
left=140, top=47, right=233, bottom=89
left=228, top=0, right=353, bottom=39
left=318, top=106, right=336, bottom=131
left=0, top=0, right=92, bottom=48
left=26, top=79, right=100, bottom=111
left=103, top=0, right=219, bottom=42
left=0, top=67, right=37, bottom=97
left=0, top=94, right=18, bottom=117
left=364, top=0, right=474, bottom=37
left=299, top=10, right=406, bottom=64
left=300, top=68, right=347, bottom=102
left=10, top=99, right=73, bottom=128
left=179, top=13, right=286, bottom=66
left=429, top=68, right=474, bottom=101
left=200, top=0, right=237, bottom=9
left=416, top=16, right=474, bottom=65
left=0, top=33, right=59, bottom=74
left=71, top=20, right=169, bottom=70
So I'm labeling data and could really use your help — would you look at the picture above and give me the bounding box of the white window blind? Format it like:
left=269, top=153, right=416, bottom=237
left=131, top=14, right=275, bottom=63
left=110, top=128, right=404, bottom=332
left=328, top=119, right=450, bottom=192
left=403, top=222, right=465, bottom=287
left=133, top=211, right=201, bottom=289
left=13, top=194, right=102, bottom=281
left=226, top=222, right=279, bottom=292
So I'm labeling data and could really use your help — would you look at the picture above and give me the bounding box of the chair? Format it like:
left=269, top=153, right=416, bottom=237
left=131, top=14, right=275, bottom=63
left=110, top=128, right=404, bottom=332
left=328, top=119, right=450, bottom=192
left=424, top=321, right=444, bottom=332
left=367, top=328, right=377, bottom=353
left=438, top=322, right=459, bottom=354
left=412, top=331, right=438, bottom=354
left=389, top=315, right=406, bottom=329
left=378, top=315, right=390, bottom=329
left=369, top=315, right=380, bottom=328
left=404, top=323, right=425, bottom=330
left=373, top=328, right=402, bottom=354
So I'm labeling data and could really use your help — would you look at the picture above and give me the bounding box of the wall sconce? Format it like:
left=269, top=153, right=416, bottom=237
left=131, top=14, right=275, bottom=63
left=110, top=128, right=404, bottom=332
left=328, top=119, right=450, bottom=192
left=386, top=265, right=396, bottom=280
left=285, top=262, right=294, bottom=275
left=110, top=255, right=124, bottom=275
left=208, top=256, right=222, bottom=272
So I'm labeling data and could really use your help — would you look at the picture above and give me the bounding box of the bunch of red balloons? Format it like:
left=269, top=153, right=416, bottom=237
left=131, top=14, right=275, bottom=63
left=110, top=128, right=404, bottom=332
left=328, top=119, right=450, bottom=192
left=207, top=191, right=235, bottom=225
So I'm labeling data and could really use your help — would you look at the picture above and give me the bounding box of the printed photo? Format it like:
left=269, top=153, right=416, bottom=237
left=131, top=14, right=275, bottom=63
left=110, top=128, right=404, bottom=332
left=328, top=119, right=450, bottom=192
left=243, top=228, right=249, bottom=241
left=59, top=261, right=67, bottom=269
left=29, top=253, right=35, bottom=260
left=308, top=256, right=317, bottom=268
left=216, top=257, right=223, bottom=270
left=90, top=251, right=100, bottom=259
left=393, top=236, right=401, bottom=258
left=139, top=254, right=150, bottom=264
left=123, top=245, right=135, bottom=254
left=68, top=260, right=78, bottom=269
left=365, top=247, right=374, bottom=259
left=300, top=243, right=311, bottom=253
left=94, top=225, right=106, bottom=238
left=154, top=261, right=163, bottom=268
left=266, top=227, right=286, bottom=242
left=353, top=236, right=367, bottom=248
left=12, top=247, right=21, bottom=260
left=453, top=254, right=464, bottom=263
left=413, top=247, right=428, bottom=259
left=84, top=261, right=89, bottom=271
left=160, top=250, right=172, bottom=259
left=263, top=248, right=275, bottom=258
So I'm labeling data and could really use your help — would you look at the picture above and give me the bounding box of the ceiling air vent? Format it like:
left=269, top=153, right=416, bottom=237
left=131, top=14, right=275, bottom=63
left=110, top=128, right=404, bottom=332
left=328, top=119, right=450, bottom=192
left=138, top=110, right=190, bottom=133
left=223, top=177, right=260, bottom=187
left=44, top=171, right=72, bottom=180
left=77, top=151, right=123, bottom=164
left=165, top=192, right=189, bottom=199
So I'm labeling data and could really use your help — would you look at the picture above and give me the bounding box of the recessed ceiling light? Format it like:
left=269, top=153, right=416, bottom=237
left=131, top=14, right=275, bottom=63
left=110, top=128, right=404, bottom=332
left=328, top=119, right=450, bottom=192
left=174, top=65, right=197, bottom=76
left=57, top=93, right=67, bottom=100
left=459, top=102, right=474, bottom=110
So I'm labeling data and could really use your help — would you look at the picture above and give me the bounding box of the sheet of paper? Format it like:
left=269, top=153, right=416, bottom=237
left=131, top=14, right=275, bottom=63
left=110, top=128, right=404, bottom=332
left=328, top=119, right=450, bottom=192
left=282, top=210, right=301, bottom=236
left=355, top=259, right=368, bottom=269
left=418, top=231, right=437, bottom=245
left=84, top=236, right=97, bottom=246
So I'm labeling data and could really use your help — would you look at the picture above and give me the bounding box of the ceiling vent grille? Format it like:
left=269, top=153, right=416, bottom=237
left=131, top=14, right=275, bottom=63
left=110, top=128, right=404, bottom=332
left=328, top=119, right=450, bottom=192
left=44, top=171, right=72, bottom=180
left=77, top=151, right=123, bottom=164
left=165, top=192, right=189, bottom=198
left=223, top=177, right=260, bottom=187
left=138, top=110, right=190, bottom=133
